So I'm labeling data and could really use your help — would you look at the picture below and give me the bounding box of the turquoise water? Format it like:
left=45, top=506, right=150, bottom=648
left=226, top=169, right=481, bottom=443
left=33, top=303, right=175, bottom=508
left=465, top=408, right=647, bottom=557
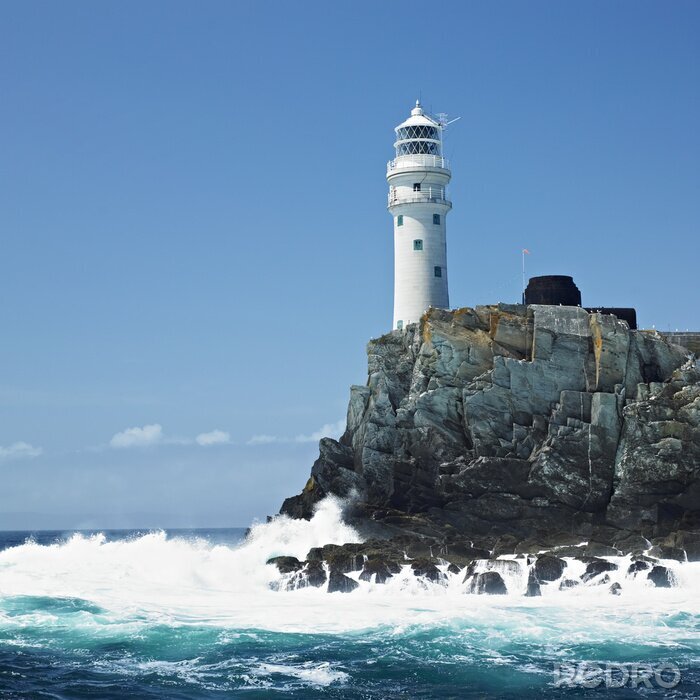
left=0, top=502, right=698, bottom=698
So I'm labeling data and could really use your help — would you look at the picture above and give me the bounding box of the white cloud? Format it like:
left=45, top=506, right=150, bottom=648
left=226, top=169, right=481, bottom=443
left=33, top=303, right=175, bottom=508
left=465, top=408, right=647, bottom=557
left=109, top=424, right=163, bottom=449
left=195, top=429, right=230, bottom=446
left=295, top=419, right=346, bottom=443
left=247, top=419, right=346, bottom=447
left=247, top=434, right=278, bottom=446
left=0, top=441, right=43, bottom=461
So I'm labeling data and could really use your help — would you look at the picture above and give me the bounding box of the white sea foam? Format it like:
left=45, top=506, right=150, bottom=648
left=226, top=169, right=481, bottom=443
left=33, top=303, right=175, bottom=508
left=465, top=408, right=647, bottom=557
left=254, top=662, right=350, bottom=687
left=0, top=497, right=698, bottom=642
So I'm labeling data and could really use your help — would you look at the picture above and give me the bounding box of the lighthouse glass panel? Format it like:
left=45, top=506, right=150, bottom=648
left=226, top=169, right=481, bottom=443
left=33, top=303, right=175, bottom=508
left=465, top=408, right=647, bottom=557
left=397, top=141, right=440, bottom=156
left=397, top=126, right=438, bottom=140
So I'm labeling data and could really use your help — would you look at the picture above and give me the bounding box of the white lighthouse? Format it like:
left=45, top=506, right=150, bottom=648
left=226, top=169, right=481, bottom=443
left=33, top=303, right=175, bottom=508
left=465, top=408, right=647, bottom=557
left=387, top=101, right=452, bottom=330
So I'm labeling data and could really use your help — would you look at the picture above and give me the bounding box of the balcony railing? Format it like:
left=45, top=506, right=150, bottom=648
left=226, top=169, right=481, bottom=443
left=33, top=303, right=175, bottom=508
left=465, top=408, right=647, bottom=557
left=387, top=154, right=450, bottom=173
left=388, top=187, right=451, bottom=207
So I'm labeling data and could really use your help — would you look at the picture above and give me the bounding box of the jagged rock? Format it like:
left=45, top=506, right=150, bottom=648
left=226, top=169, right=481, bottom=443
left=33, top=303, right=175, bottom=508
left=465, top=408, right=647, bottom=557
left=607, top=364, right=700, bottom=537
left=327, top=570, right=359, bottom=593
left=438, top=540, right=490, bottom=566
left=581, top=558, right=618, bottom=583
left=525, top=569, right=541, bottom=597
left=647, top=544, right=686, bottom=562
left=559, top=578, right=580, bottom=590
left=609, top=582, right=622, bottom=595
left=468, top=571, right=508, bottom=595
left=281, top=439, right=366, bottom=519
left=534, top=555, right=567, bottom=581
left=279, top=304, right=696, bottom=555
left=584, top=542, right=622, bottom=557
left=411, top=558, right=445, bottom=583
left=463, top=559, right=521, bottom=581
left=303, top=561, right=327, bottom=588
left=513, top=531, right=584, bottom=553
left=306, top=543, right=364, bottom=573
left=266, top=556, right=303, bottom=574
left=359, top=558, right=396, bottom=584
left=661, top=531, right=700, bottom=562
left=491, top=535, right=519, bottom=557
left=628, top=560, right=651, bottom=575
left=647, top=565, right=674, bottom=588
left=550, top=545, right=587, bottom=557
left=614, top=534, right=651, bottom=555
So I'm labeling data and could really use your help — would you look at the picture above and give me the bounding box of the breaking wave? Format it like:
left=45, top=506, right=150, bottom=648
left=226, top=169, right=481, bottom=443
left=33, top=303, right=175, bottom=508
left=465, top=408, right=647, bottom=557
left=0, top=497, right=698, bottom=697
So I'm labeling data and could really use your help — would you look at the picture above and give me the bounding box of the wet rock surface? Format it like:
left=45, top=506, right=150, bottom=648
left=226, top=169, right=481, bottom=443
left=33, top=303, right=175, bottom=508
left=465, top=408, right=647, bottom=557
left=302, top=561, right=327, bottom=588
left=534, top=555, right=567, bottom=582
left=581, top=559, right=618, bottom=583
left=559, top=578, right=580, bottom=590
left=267, top=537, right=682, bottom=595
left=359, top=558, right=396, bottom=584
left=648, top=565, right=674, bottom=588
left=327, top=570, right=359, bottom=593
left=468, top=571, right=508, bottom=595
left=525, top=569, right=542, bottom=597
left=266, top=556, right=303, bottom=574
left=410, top=558, right=445, bottom=583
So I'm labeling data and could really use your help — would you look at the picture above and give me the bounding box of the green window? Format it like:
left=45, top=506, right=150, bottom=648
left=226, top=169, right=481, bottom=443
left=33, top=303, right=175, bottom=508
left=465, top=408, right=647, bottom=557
left=433, top=214, right=441, bottom=225
left=434, top=266, right=442, bottom=278
left=397, top=215, right=403, bottom=226
left=397, top=320, right=403, bottom=330
left=413, top=239, right=423, bottom=251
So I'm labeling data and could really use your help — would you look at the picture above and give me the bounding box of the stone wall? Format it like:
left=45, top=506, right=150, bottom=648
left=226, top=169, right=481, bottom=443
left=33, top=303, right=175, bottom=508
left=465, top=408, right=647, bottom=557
left=662, top=332, right=700, bottom=356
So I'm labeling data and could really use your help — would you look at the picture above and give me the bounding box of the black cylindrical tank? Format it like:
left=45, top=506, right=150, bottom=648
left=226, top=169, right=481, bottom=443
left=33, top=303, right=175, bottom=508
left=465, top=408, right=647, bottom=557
left=524, top=275, right=582, bottom=306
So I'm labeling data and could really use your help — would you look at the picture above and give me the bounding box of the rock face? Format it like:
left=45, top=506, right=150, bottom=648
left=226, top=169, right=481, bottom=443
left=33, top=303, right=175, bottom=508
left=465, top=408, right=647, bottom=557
left=581, top=559, right=618, bottom=583
left=266, top=556, right=303, bottom=574
left=534, top=555, right=567, bottom=582
left=525, top=569, right=542, bottom=597
left=281, top=304, right=699, bottom=555
left=647, top=565, right=674, bottom=588
left=327, top=570, right=359, bottom=593
left=468, top=571, right=508, bottom=595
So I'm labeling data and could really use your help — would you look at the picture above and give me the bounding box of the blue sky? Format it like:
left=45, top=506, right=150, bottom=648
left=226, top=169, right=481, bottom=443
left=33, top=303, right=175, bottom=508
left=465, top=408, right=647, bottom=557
left=1, top=1, right=698, bottom=528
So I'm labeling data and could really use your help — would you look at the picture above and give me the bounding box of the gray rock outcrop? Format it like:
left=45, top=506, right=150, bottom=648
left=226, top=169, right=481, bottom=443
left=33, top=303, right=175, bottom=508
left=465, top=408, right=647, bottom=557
left=281, top=304, right=699, bottom=555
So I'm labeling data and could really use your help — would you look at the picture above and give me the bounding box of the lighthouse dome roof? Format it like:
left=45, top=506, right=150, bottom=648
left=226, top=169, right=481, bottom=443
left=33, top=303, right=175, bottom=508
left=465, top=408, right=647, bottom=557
left=395, top=101, right=441, bottom=131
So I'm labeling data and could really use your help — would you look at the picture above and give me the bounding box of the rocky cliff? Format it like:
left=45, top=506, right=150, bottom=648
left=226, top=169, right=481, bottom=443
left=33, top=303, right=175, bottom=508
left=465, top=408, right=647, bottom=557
left=281, top=304, right=700, bottom=558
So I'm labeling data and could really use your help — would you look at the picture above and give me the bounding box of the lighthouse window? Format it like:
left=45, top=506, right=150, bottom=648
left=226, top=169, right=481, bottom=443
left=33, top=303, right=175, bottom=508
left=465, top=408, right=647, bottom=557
left=397, top=125, right=438, bottom=141
left=397, top=320, right=404, bottom=330
left=413, top=183, right=421, bottom=192
left=434, top=266, right=442, bottom=278
left=413, top=239, right=423, bottom=251
left=397, top=215, right=403, bottom=226
left=397, top=141, right=439, bottom=156
left=433, top=214, right=441, bottom=225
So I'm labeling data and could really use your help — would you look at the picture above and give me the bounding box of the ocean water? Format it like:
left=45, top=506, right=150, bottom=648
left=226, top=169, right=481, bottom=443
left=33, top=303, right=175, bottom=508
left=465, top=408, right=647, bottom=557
left=0, top=499, right=698, bottom=699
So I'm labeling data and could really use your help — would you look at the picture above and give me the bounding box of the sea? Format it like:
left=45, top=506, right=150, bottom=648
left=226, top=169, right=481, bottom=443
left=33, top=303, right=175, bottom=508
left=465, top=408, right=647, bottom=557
left=0, top=498, right=698, bottom=699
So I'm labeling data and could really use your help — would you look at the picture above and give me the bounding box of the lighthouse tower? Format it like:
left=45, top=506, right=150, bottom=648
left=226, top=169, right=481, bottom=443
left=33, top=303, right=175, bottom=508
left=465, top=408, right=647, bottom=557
left=387, top=101, right=452, bottom=330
